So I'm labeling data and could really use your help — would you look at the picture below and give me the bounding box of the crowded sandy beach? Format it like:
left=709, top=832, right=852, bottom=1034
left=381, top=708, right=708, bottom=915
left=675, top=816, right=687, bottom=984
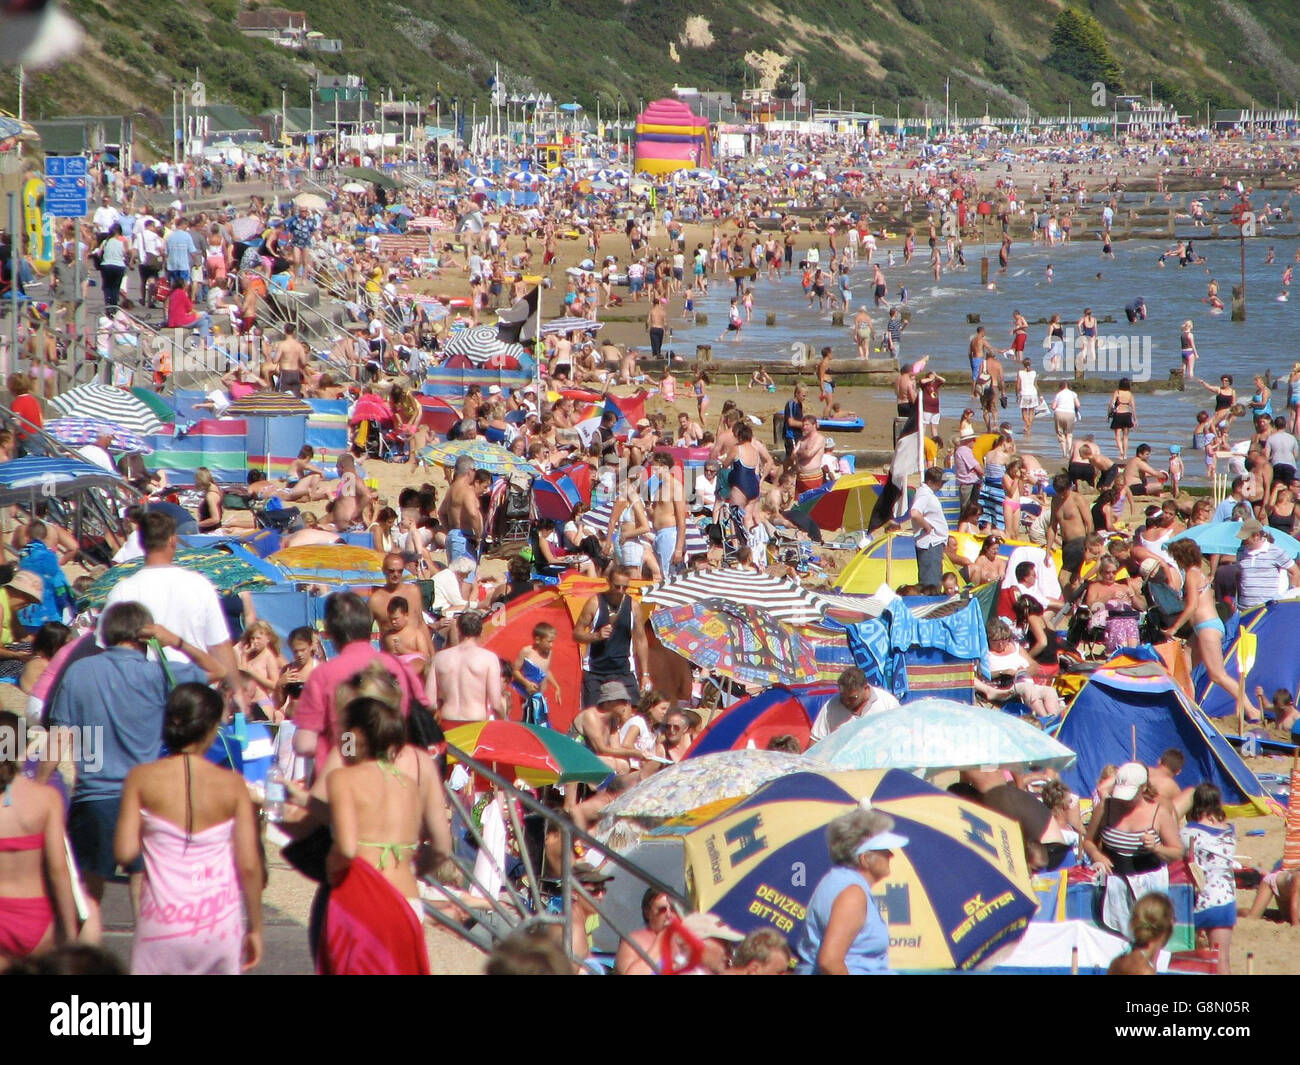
left=2, top=78, right=1300, bottom=989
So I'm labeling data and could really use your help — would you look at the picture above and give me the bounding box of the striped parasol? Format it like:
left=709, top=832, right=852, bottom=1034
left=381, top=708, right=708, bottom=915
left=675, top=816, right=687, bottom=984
left=225, top=393, right=313, bottom=417
left=267, top=545, right=388, bottom=586
left=128, top=388, right=181, bottom=426
left=539, top=317, right=603, bottom=337
left=79, top=549, right=275, bottom=608
left=442, top=325, right=527, bottom=366
left=581, top=502, right=709, bottom=558
left=45, top=418, right=153, bottom=453
left=418, top=438, right=541, bottom=478
left=0, top=456, right=127, bottom=491
left=650, top=598, right=820, bottom=689
left=642, top=568, right=827, bottom=626
left=49, top=384, right=168, bottom=436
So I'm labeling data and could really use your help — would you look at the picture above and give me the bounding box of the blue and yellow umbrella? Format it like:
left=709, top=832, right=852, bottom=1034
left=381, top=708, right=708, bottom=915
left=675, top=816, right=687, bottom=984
left=682, top=769, right=1038, bottom=970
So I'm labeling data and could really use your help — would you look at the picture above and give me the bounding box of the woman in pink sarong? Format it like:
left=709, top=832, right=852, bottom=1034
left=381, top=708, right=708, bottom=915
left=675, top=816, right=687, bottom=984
left=115, top=684, right=264, bottom=975
left=321, top=685, right=451, bottom=975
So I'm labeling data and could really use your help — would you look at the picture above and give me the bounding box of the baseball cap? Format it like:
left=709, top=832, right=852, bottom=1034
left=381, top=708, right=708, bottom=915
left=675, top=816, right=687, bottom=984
left=1111, top=762, right=1148, bottom=801
left=681, top=912, right=745, bottom=943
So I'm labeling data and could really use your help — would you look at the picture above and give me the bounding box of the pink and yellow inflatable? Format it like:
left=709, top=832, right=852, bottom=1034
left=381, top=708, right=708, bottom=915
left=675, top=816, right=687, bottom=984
left=633, top=98, right=711, bottom=176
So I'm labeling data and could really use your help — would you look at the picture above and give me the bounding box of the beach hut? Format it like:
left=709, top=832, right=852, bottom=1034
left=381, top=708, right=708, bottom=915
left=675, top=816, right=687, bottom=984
left=1057, top=655, right=1276, bottom=817
left=633, top=98, right=711, bottom=176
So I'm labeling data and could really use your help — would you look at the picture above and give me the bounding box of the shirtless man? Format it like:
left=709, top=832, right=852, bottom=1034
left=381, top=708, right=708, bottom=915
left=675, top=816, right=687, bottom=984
left=1044, top=472, right=1093, bottom=581
left=1147, top=748, right=1195, bottom=819
left=968, top=326, right=998, bottom=399
left=649, top=452, right=687, bottom=577
left=791, top=416, right=827, bottom=495
left=977, top=351, right=1005, bottom=432
left=439, top=455, right=484, bottom=569
left=431, top=611, right=505, bottom=726
left=567, top=681, right=647, bottom=774
left=380, top=597, right=434, bottom=680
left=1070, top=439, right=1115, bottom=490
left=816, top=347, right=834, bottom=414
left=273, top=323, right=307, bottom=395
left=676, top=411, right=704, bottom=446
left=331, top=453, right=370, bottom=528
left=646, top=298, right=668, bottom=362
left=369, top=552, right=426, bottom=632
left=852, top=307, right=874, bottom=360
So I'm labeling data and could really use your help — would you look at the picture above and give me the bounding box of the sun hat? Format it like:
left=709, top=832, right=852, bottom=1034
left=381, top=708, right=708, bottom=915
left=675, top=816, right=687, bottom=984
left=854, top=830, right=910, bottom=856
left=1111, top=762, right=1149, bottom=802
left=681, top=912, right=745, bottom=943
left=597, top=680, right=631, bottom=705
left=4, top=571, right=42, bottom=603
left=1236, top=519, right=1266, bottom=540
left=572, top=861, right=614, bottom=887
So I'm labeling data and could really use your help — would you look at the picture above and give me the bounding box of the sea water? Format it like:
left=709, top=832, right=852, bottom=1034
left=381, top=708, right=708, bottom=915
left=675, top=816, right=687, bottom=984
left=663, top=194, right=1300, bottom=481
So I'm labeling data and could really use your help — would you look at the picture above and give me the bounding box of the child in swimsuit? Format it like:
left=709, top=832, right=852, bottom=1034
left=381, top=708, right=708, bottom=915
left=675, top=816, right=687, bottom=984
left=511, top=622, right=559, bottom=727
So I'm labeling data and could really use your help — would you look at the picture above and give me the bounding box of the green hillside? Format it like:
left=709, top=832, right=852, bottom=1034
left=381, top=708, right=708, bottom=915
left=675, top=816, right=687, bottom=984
left=5, top=0, right=1300, bottom=140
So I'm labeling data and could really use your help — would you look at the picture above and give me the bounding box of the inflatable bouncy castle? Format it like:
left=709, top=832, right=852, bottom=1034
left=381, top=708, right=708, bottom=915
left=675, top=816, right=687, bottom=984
left=633, top=98, right=711, bottom=176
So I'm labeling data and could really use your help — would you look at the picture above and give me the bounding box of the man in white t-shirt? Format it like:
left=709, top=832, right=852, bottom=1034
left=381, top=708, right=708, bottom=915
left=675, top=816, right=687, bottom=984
left=102, top=511, right=235, bottom=678
left=808, top=667, right=900, bottom=744
left=76, top=431, right=116, bottom=473
left=909, top=466, right=950, bottom=589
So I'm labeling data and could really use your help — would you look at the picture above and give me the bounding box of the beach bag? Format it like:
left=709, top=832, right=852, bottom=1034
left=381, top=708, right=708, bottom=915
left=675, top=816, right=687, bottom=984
left=1145, top=578, right=1193, bottom=640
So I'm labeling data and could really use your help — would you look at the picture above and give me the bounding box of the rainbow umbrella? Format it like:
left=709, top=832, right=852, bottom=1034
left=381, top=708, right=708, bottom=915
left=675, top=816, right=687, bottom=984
left=268, top=544, right=387, bottom=585
left=79, top=548, right=275, bottom=608
left=792, top=471, right=884, bottom=532
left=445, top=721, right=610, bottom=786
left=226, top=393, right=313, bottom=417
left=649, top=598, right=819, bottom=689
left=418, top=438, right=541, bottom=478
left=682, top=769, right=1038, bottom=971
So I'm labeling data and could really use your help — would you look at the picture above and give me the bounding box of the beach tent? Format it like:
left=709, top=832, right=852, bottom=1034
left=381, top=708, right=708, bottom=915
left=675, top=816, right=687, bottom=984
left=1057, top=656, right=1275, bottom=817
left=633, top=98, right=711, bottom=176
left=479, top=586, right=584, bottom=732
left=1194, top=600, right=1300, bottom=720
left=144, top=419, right=248, bottom=485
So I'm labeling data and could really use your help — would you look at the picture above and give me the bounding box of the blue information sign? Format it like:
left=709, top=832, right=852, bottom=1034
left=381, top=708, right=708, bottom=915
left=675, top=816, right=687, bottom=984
left=44, top=156, right=89, bottom=218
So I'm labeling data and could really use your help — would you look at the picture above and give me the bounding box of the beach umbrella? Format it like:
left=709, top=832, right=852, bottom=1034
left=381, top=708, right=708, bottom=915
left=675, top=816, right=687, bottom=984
left=445, top=721, right=609, bottom=786
left=229, top=215, right=264, bottom=242
left=0, top=456, right=126, bottom=492
left=806, top=698, right=1077, bottom=775
left=642, top=568, right=827, bottom=626
left=686, top=682, right=837, bottom=758
left=268, top=545, right=388, bottom=586
left=79, top=549, right=274, bottom=608
left=386, top=204, right=413, bottom=217
left=600, top=750, right=819, bottom=822
left=793, top=471, right=884, bottom=532
left=682, top=769, right=1038, bottom=970
left=340, top=165, right=397, bottom=189
left=225, top=393, right=313, bottom=417
left=340, top=181, right=368, bottom=194
left=532, top=468, right=582, bottom=521
left=467, top=176, right=495, bottom=190
left=44, top=418, right=153, bottom=454
left=539, top=317, right=602, bottom=336
left=1168, top=521, right=1300, bottom=559
left=507, top=170, right=540, bottom=185
left=441, top=324, right=525, bottom=366
left=128, top=388, right=180, bottom=426
left=293, top=192, right=327, bottom=212
left=417, top=438, right=540, bottom=478
left=650, top=598, right=820, bottom=688
left=49, top=384, right=167, bottom=435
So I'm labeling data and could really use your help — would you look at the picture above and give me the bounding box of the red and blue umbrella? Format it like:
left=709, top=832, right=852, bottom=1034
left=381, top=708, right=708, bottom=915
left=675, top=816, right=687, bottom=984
left=686, top=682, right=836, bottom=758
left=532, top=468, right=583, bottom=521
left=45, top=418, right=153, bottom=453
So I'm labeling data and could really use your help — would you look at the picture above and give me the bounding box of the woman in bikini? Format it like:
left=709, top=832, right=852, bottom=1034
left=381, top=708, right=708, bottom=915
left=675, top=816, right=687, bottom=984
left=1107, top=377, right=1137, bottom=460
left=324, top=683, right=451, bottom=975
left=1164, top=539, right=1245, bottom=714
left=0, top=709, right=78, bottom=966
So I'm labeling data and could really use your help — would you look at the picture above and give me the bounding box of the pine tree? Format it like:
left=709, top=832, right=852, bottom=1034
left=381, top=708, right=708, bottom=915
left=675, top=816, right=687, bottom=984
left=1048, top=7, right=1122, bottom=90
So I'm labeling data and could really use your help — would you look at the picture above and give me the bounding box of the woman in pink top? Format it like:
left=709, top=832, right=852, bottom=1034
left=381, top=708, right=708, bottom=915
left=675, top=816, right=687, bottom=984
left=114, top=684, right=264, bottom=974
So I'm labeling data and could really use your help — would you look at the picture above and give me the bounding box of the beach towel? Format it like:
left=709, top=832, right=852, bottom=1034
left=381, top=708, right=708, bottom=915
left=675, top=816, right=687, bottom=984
left=1101, top=866, right=1169, bottom=938
left=319, top=857, right=429, bottom=975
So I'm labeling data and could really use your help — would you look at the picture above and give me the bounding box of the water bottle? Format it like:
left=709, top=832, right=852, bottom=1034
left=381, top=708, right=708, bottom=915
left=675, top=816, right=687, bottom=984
left=264, top=760, right=286, bottom=824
